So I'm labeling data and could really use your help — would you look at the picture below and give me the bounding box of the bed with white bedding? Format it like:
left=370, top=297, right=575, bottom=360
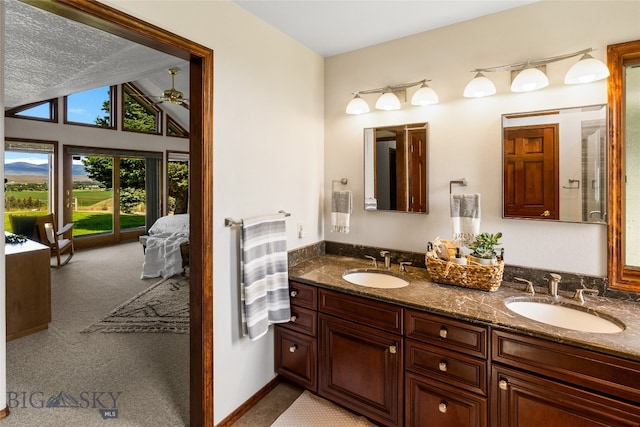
left=140, top=214, right=189, bottom=279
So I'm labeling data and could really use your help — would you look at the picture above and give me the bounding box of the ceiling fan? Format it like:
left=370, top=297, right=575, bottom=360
left=147, top=68, right=189, bottom=109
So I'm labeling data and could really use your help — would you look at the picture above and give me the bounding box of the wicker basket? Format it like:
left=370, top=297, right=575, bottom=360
left=425, top=251, right=504, bottom=292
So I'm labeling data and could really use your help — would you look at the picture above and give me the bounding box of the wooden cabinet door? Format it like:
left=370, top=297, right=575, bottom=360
left=492, top=365, right=640, bottom=427
left=406, top=372, right=487, bottom=427
left=503, top=124, right=559, bottom=219
left=319, top=314, right=402, bottom=427
left=275, top=326, right=317, bottom=391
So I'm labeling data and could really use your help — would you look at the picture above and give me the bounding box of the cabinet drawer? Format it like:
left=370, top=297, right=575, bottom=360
left=492, top=329, right=640, bottom=404
left=406, top=339, right=487, bottom=396
left=279, top=305, right=317, bottom=337
left=275, top=326, right=317, bottom=391
left=405, top=309, right=487, bottom=359
left=289, top=281, right=317, bottom=310
left=406, top=372, right=487, bottom=427
left=319, top=289, right=403, bottom=334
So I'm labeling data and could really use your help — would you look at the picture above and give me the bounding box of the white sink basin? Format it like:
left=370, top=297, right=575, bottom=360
left=505, top=298, right=624, bottom=334
left=342, top=269, right=409, bottom=289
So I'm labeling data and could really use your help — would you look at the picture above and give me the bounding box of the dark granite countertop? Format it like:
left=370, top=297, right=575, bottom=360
left=289, top=255, right=640, bottom=362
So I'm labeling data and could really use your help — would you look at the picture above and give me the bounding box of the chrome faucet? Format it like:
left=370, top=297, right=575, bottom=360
left=380, top=251, right=391, bottom=270
left=548, top=273, right=561, bottom=298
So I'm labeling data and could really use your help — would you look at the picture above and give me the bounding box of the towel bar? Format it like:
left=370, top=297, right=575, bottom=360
left=449, top=178, right=468, bottom=194
left=224, top=210, right=291, bottom=227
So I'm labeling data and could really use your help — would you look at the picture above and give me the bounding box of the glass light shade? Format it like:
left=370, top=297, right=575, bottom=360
left=564, top=53, right=610, bottom=84
left=463, top=73, right=496, bottom=98
left=511, top=68, right=549, bottom=92
left=411, top=84, right=439, bottom=105
left=375, top=92, right=401, bottom=111
left=345, top=94, right=370, bottom=115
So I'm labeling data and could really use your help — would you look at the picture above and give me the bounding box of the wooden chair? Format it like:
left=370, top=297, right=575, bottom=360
left=34, top=214, right=75, bottom=268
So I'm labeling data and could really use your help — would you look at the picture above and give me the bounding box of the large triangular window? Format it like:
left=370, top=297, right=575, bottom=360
left=122, top=82, right=162, bottom=135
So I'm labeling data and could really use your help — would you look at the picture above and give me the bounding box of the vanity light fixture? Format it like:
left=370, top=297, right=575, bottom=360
left=464, top=48, right=609, bottom=97
left=345, top=79, right=438, bottom=115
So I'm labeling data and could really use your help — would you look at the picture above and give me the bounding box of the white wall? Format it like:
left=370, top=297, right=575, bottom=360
left=325, top=1, right=640, bottom=277
left=99, top=1, right=325, bottom=424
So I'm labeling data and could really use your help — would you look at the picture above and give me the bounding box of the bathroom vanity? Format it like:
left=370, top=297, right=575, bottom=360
left=275, top=255, right=640, bottom=427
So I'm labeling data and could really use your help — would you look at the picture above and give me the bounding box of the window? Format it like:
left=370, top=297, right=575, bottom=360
left=5, top=99, right=58, bottom=122
left=64, top=85, right=115, bottom=128
left=167, top=151, right=189, bottom=214
left=4, top=140, right=57, bottom=225
left=167, top=115, right=189, bottom=138
left=122, top=82, right=162, bottom=134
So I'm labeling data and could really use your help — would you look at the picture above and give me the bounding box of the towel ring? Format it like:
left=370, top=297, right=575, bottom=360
left=449, top=178, right=468, bottom=194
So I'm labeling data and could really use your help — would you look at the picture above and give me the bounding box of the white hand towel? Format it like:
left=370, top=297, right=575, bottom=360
left=450, top=193, right=481, bottom=246
left=331, top=190, right=352, bottom=233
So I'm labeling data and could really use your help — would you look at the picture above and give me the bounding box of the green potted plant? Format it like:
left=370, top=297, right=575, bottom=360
left=467, top=232, right=502, bottom=265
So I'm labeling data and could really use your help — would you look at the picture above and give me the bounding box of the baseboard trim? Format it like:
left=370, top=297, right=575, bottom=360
left=0, top=407, right=10, bottom=420
left=215, top=377, right=281, bottom=427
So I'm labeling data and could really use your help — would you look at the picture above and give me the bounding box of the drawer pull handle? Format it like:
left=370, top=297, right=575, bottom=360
left=438, top=361, right=447, bottom=372
left=290, top=315, right=297, bottom=322
left=290, top=290, right=298, bottom=298
left=439, top=327, right=448, bottom=339
left=438, top=402, right=447, bottom=413
left=499, top=379, right=508, bottom=391
left=389, top=345, right=397, bottom=354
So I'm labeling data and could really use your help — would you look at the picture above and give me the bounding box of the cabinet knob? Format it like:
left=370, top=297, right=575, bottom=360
left=439, top=327, right=448, bottom=339
left=499, top=379, right=508, bottom=390
left=290, top=315, right=297, bottom=322
left=289, top=345, right=297, bottom=353
left=541, top=210, right=551, bottom=217
left=290, top=290, right=298, bottom=298
left=389, top=345, right=397, bottom=354
left=438, top=361, right=448, bottom=372
left=438, top=402, right=447, bottom=413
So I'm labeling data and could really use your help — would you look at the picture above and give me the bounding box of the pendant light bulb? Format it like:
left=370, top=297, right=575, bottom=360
left=564, top=53, right=610, bottom=84
left=463, top=72, right=496, bottom=98
left=411, top=82, right=439, bottom=105
left=345, top=93, right=370, bottom=115
left=511, top=67, right=549, bottom=92
left=375, top=91, right=401, bottom=111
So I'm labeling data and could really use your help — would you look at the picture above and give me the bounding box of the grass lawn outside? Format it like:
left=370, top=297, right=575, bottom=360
left=5, top=211, right=145, bottom=236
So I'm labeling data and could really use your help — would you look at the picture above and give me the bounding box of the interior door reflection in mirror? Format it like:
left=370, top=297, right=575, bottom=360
left=502, top=105, right=607, bottom=223
left=364, top=123, right=428, bottom=213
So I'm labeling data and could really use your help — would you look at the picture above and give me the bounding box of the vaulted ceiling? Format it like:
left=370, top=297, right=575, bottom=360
left=3, top=0, right=190, bottom=128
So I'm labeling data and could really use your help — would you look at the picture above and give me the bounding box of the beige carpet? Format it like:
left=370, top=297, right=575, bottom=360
left=270, top=391, right=375, bottom=427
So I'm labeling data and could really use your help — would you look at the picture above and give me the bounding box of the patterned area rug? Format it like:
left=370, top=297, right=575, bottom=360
left=83, top=276, right=189, bottom=334
left=270, top=391, right=375, bottom=426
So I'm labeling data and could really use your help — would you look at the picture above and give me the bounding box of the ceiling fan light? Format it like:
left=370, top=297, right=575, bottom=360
left=511, top=67, right=549, bottom=92
left=564, top=53, right=610, bottom=84
left=463, top=72, right=496, bottom=98
left=375, top=91, right=401, bottom=111
left=411, top=83, right=439, bottom=105
left=345, top=94, right=370, bottom=115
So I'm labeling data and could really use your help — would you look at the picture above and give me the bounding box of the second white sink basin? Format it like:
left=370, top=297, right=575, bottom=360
left=342, top=269, right=409, bottom=289
left=505, top=298, right=624, bottom=334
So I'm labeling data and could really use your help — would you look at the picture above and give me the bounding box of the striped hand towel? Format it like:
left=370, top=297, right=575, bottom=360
left=450, top=193, right=481, bottom=246
left=241, top=214, right=290, bottom=341
left=331, top=190, right=352, bottom=233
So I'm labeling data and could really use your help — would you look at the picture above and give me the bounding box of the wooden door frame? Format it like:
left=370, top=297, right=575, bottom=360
left=22, top=1, right=214, bottom=425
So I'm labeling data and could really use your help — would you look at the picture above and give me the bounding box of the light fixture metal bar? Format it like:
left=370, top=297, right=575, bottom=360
left=352, top=79, right=429, bottom=96
left=472, top=48, right=594, bottom=73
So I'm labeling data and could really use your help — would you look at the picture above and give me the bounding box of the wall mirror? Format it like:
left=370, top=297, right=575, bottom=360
left=502, top=105, right=607, bottom=223
left=608, top=39, right=640, bottom=292
left=364, top=123, right=428, bottom=213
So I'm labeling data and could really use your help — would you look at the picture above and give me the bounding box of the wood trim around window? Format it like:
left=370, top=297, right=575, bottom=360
left=27, top=1, right=215, bottom=425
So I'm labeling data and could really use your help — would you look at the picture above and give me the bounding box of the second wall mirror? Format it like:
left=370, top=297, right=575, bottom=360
left=502, top=105, right=607, bottom=224
left=364, top=123, right=428, bottom=213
